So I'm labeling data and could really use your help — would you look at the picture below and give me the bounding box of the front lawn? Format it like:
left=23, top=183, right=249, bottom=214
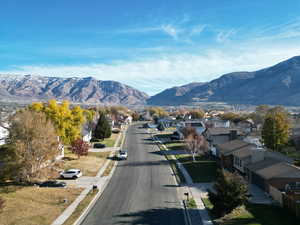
left=101, top=133, right=119, bottom=147
left=63, top=150, right=110, bottom=177
left=0, top=184, right=82, bottom=225
left=202, top=198, right=299, bottom=225
left=176, top=155, right=217, bottom=183
left=165, top=142, right=186, bottom=151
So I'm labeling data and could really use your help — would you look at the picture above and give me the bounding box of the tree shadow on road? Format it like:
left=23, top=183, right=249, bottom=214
left=116, top=207, right=185, bottom=225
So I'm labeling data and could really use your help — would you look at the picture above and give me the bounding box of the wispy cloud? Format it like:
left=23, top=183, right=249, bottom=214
left=216, top=29, right=236, bottom=43
left=2, top=44, right=300, bottom=95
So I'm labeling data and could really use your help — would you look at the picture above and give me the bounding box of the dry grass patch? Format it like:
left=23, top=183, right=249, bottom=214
left=63, top=151, right=110, bottom=177
left=62, top=189, right=98, bottom=225
left=0, top=185, right=82, bottom=225
left=101, top=160, right=115, bottom=177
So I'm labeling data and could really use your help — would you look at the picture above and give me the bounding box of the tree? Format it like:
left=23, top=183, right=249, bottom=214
left=262, top=111, right=290, bottom=152
left=93, top=112, right=111, bottom=140
left=5, top=111, right=59, bottom=183
left=71, top=138, right=89, bottom=158
left=29, top=100, right=87, bottom=145
left=185, top=128, right=209, bottom=161
left=189, top=109, right=205, bottom=119
left=0, top=197, right=4, bottom=213
left=157, top=122, right=166, bottom=131
left=208, top=170, right=248, bottom=217
left=131, top=111, right=140, bottom=121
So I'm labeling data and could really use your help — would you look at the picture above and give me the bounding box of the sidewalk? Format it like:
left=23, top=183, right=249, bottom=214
left=154, top=134, right=213, bottom=225
left=51, top=126, right=127, bottom=225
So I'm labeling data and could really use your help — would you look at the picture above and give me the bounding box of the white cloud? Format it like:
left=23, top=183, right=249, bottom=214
left=2, top=44, right=300, bottom=96
left=161, top=24, right=181, bottom=40
left=216, top=29, right=236, bottom=43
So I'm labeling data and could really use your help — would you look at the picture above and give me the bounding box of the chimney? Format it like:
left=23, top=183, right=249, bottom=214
left=229, top=130, right=238, bottom=140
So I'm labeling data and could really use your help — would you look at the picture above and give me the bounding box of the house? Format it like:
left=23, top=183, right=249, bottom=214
left=216, top=140, right=253, bottom=171
left=205, top=118, right=230, bottom=128
left=176, top=120, right=206, bottom=137
left=246, top=161, right=300, bottom=193
left=0, top=124, right=8, bottom=145
left=232, top=146, right=265, bottom=174
left=204, top=128, right=245, bottom=156
left=283, top=182, right=300, bottom=217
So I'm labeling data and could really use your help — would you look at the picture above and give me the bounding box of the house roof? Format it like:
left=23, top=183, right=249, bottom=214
left=245, top=157, right=282, bottom=172
left=207, top=127, right=243, bottom=136
left=256, top=162, right=300, bottom=180
left=217, top=139, right=251, bottom=156
left=232, top=145, right=255, bottom=159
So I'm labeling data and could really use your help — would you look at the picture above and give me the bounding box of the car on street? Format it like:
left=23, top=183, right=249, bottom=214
left=117, top=150, right=128, bottom=160
left=60, top=169, right=82, bottom=179
left=93, top=143, right=106, bottom=148
left=39, top=180, right=66, bottom=188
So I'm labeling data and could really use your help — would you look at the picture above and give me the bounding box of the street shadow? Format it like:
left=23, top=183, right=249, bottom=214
left=163, top=184, right=179, bottom=188
left=62, top=156, right=76, bottom=161
left=0, top=181, right=35, bottom=193
left=116, top=207, right=185, bottom=225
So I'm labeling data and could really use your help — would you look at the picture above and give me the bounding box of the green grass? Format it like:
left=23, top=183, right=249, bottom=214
left=62, top=189, right=99, bottom=225
left=165, top=142, right=186, bottom=151
left=155, top=133, right=172, bottom=139
left=100, top=133, right=118, bottom=147
left=186, top=198, right=197, bottom=208
left=176, top=155, right=217, bottom=183
left=202, top=198, right=300, bottom=225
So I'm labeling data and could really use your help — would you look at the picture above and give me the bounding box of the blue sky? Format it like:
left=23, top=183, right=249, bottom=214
left=1, top=0, right=300, bottom=95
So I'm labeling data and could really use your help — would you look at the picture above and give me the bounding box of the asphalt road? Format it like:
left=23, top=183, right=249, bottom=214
left=81, top=124, right=185, bottom=225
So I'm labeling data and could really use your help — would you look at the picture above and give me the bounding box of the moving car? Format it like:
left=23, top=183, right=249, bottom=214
left=39, top=180, right=66, bottom=188
left=93, top=143, right=106, bottom=148
left=117, top=150, right=128, bottom=160
left=60, top=169, right=82, bottom=179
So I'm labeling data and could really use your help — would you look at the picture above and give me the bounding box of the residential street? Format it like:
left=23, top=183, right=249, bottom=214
left=80, top=124, right=185, bottom=225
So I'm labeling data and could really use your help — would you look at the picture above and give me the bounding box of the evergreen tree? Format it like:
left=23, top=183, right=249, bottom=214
left=93, top=112, right=111, bottom=140
left=261, top=111, right=290, bottom=151
left=208, top=170, right=248, bottom=217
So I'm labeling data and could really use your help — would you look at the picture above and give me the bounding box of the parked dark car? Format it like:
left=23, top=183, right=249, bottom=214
left=93, top=143, right=106, bottom=148
left=39, top=181, right=66, bottom=188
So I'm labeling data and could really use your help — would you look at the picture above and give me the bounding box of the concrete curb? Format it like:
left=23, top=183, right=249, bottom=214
left=153, top=133, right=213, bottom=225
left=73, top=125, right=128, bottom=225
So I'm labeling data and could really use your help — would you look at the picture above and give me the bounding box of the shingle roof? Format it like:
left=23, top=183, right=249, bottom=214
left=207, top=127, right=243, bottom=136
left=232, top=146, right=254, bottom=159
left=245, top=157, right=282, bottom=172
left=217, top=140, right=251, bottom=156
left=256, top=163, right=300, bottom=179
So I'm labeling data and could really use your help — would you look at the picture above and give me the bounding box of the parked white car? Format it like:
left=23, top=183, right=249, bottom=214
left=117, top=150, right=128, bottom=160
left=60, top=169, right=82, bottom=179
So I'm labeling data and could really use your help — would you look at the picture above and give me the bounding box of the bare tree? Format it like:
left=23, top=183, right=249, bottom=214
left=185, top=131, right=209, bottom=162
left=6, top=110, right=60, bottom=183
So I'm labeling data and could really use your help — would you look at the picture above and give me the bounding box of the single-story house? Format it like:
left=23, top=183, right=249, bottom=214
left=216, top=139, right=253, bottom=171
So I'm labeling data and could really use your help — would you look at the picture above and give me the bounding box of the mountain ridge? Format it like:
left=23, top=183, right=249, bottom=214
left=0, top=75, right=149, bottom=105
left=148, top=56, right=300, bottom=106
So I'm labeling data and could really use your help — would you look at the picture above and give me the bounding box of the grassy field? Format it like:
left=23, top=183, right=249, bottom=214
left=63, top=150, right=110, bottom=177
left=62, top=189, right=98, bottom=225
left=0, top=184, right=82, bottom=225
left=176, top=155, right=217, bottom=183
left=101, top=133, right=119, bottom=147
left=202, top=198, right=299, bottom=225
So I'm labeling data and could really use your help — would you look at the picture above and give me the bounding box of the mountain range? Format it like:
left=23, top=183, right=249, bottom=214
left=148, top=56, right=300, bottom=106
left=0, top=75, right=149, bottom=105
left=1, top=56, right=300, bottom=106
